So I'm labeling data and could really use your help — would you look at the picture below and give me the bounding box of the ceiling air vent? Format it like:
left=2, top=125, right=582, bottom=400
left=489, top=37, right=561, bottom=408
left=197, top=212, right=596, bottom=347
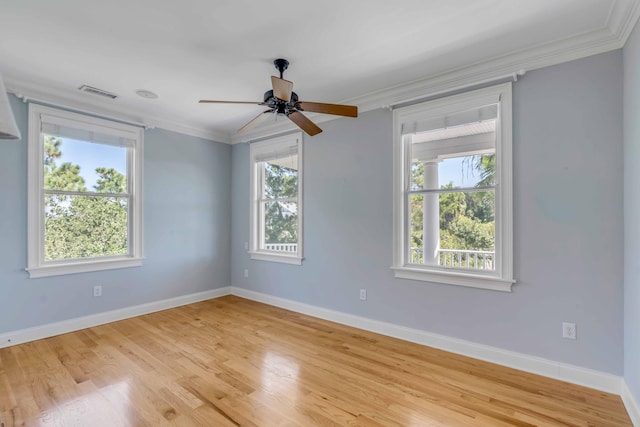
left=78, top=85, right=118, bottom=100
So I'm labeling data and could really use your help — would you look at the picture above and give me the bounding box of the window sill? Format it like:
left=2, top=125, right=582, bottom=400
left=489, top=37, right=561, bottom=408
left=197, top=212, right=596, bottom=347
left=27, top=257, right=144, bottom=278
left=249, top=251, right=303, bottom=265
left=391, top=266, right=515, bottom=292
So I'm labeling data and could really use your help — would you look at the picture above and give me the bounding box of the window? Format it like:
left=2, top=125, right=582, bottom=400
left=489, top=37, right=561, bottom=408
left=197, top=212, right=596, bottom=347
left=392, top=83, right=514, bottom=291
left=27, top=104, right=144, bottom=278
left=249, top=133, right=303, bottom=265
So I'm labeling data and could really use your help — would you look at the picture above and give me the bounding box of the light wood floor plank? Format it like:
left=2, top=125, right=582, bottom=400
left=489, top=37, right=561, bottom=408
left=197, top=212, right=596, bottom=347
left=0, top=296, right=632, bottom=426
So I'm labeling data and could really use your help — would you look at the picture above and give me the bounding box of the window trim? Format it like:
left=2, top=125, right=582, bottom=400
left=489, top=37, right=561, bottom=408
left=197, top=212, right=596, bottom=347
left=392, top=83, right=514, bottom=292
left=249, top=132, right=304, bottom=265
left=26, top=104, right=144, bottom=278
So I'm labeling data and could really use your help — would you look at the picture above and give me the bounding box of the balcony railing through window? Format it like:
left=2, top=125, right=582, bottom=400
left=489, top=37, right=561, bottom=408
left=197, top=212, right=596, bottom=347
left=410, top=247, right=494, bottom=270
left=264, top=243, right=298, bottom=253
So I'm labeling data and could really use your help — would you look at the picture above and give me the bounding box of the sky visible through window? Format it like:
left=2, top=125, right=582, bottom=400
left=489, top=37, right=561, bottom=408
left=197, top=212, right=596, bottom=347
left=56, top=137, right=126, bottom=190
left=56, top=136, right=473, bottom=191
left=438, top=156, right=484, bottom=188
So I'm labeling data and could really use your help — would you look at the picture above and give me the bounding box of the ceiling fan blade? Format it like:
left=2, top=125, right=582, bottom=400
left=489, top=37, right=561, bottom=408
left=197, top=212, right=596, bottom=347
left=287, top=111, right=322, bottom=136
left=271, top=76, right=293, bottom=102
left=199, top=100, right=265, bottom=104
left=296, top=101, right=358, bottom=118
left=238, top=109, right=273, bottom=134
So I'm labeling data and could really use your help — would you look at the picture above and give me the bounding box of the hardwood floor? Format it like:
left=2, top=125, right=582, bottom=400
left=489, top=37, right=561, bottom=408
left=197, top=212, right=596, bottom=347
left=0, top=296, right=632, bottom=426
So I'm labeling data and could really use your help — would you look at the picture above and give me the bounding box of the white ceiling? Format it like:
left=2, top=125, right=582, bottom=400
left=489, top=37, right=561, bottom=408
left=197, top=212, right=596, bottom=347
left=1, top=0, right=638, bottom=143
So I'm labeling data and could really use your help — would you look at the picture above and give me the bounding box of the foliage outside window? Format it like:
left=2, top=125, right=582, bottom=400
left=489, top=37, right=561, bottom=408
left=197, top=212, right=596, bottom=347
left=249, top=133, right=303, bottom=265
left=409, top=156, right=496, bottom=268
left=27, top=104, right=144, bottom=278
left=392, top=84, right=514, bottom=291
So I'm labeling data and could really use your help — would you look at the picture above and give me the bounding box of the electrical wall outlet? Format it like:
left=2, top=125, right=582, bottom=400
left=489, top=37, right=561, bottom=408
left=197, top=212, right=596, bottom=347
left=93, top=285, right=102, bottom=297
left=359, top=289, right=367, bottom=300
left=244, top=269, right=249, bottom=278
left=562, top=322, right=576, bottom=339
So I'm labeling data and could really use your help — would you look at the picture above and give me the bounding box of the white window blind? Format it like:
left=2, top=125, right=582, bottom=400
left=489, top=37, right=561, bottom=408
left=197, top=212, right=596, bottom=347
left=401, top=97, right=499, bottom=136
left=40, top=113, right=137, bottom=147
left=252, top=141, right=298, bottom=163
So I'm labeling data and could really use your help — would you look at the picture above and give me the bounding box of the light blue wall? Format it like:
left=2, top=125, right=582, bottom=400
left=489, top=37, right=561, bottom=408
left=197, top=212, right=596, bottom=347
left=624, top=19, right=640, bottom=401
left=0, top=48, right=627, bottom=378
left=231, top=50, right=624, bottom=374
left=0, top=96, right=231, bottom=334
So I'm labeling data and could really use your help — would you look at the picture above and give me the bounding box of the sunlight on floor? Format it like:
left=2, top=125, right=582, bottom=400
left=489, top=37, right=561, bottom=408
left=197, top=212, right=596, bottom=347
left=37, top=380, right=133, bottom=427
left=258, top=351, right=301, bottom=417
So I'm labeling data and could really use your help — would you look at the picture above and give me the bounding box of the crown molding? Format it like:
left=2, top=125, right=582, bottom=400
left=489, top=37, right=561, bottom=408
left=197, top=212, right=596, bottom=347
left=7, top=0, right=638, bottom=146
left=5, top=78, right=233, bottom=144
left=609, top=0, right=640, bottom=44
left=341, top=14, right=635, bottom=114
left=232, top=0, right=639, bottom=144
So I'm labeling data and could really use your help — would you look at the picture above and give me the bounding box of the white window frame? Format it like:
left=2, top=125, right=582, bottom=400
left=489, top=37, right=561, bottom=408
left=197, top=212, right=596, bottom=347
left=392, top=83, right=514, bottom=292
left=26, top=104, right=144, bottom=278
left=249, top=132, right=304, bottom=265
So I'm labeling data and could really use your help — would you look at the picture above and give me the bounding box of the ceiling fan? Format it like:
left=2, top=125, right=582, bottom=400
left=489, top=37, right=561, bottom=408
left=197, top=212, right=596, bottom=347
left=199, top=59, right=358, bottom=136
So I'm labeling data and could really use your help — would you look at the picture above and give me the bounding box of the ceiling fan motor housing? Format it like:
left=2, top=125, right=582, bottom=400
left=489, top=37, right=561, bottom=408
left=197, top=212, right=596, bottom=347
left=264, top=89, right=299, bottom=115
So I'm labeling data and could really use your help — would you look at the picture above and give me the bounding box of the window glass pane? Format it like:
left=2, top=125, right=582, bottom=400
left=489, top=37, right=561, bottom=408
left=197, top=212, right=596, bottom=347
left=410, top=161, right=424, bottom=191
left=44, top=194, right=129, bottom=261
left=440, top=190, right=495, bottom=251
left=408, top=190, right=495, bottom=271
left=411, top=154, right=496, bottom=190
left=409, top=193, right=424, bottom=264
left=262, top=155, right=297, bottom=199
left=409, top=118, right=496, bottom=191
left=262, top=201, right=298, bottom=252
left=438, top=154, right=495, bottom=188
left=43, top=135, right=127, bottom=193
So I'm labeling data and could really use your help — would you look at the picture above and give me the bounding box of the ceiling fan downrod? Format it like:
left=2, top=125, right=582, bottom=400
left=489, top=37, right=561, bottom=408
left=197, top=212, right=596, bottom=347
left=274, top=58, right=289, bottom=79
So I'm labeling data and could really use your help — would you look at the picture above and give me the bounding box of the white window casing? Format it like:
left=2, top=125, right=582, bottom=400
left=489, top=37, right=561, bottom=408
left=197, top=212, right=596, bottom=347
left=249, top=132, right=304, bottom=265
left=392, top=83, right=515, bottom=291
left=26, top=104, right=144, bottom=278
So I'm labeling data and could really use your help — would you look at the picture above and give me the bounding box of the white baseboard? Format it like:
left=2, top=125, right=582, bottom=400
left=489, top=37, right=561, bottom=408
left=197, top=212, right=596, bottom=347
left=1, top=284, right=633, bottom=421
left=622, top=381, right=640, bottom=426
left=0, top=287, right=232, bottom=349
left=230, top=286, right=622, bottom=395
